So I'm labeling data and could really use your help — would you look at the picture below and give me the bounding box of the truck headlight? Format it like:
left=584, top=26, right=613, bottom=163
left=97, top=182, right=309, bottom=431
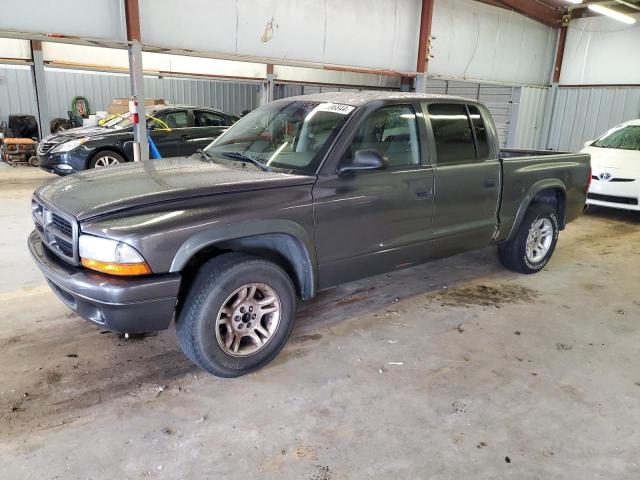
left=79, top=235, right=151, bottom=276
left=52, top=137, right=89, bottom=153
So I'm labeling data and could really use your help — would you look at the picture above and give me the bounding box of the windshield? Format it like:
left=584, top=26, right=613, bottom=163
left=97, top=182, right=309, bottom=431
left=204, top=100, right=355, bottom=173
left=99, top=112, right=132, bottom=129
left=593, top=124, right=640, bottom=151
left=98, top=112, right=167, bottom=130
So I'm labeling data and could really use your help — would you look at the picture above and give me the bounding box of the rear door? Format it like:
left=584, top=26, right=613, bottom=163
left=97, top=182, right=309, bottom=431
left=178, top=110, right=232, bottom=155
left=312, top=102, right=435, bottom=288
left=148, top=109, right=192, bottom=158
left=423, top=102, right=501, bottom=256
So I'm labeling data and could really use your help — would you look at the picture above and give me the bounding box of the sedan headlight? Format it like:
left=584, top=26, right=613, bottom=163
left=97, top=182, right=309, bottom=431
left=79, top=235, right=151, bottom=276
left=52, top=137, right=89, bottom=153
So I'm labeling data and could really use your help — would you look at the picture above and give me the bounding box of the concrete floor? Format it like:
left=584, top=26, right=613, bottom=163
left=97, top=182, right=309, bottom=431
left=1, top=164, right=639, bottom=479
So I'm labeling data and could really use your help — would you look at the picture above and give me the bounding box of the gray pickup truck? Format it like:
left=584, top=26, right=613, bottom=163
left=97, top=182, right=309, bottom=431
left=29, top=92, right=591, bottom=377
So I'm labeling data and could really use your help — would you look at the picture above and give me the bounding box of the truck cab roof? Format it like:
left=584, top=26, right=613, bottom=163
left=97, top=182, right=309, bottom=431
left=284, top=91, right=479, bottom=107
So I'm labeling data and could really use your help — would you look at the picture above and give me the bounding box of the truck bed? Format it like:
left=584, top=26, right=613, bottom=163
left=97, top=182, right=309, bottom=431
left=495, top=150, right=590, bottom=243
left=499, top=148, right=570, bottom=159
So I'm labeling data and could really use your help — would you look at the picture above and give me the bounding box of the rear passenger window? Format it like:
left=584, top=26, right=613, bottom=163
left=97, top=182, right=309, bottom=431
left=350, top=105, right=421, bottom=168
left=468, top=105, right=489, bottom=160
left=427, top=103, right=476, bottom=165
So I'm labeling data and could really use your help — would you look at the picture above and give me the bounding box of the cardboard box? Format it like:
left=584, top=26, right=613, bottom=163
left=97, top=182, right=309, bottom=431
left=107, top=104, right=130, bottom=115
left=110, top=98, right=165, bottom=107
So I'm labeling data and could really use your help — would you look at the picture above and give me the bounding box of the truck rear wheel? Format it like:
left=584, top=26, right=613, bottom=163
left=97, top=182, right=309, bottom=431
left=176, top=253, right=296, bottom=377
left=498, top=203, right=559, bottom=274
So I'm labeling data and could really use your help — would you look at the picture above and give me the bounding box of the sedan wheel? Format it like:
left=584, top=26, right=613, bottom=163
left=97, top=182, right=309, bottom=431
left=94, top=155, right=121, bottom=167
left=88, top=150, right=126, bottom=169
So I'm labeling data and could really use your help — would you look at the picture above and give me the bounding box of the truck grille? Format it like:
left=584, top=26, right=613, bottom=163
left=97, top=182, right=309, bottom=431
left=51, top=213, right=73, bottom=237
left=587, top=193, right=639, bottom=206
left=32, top=197, right=79, bottom=265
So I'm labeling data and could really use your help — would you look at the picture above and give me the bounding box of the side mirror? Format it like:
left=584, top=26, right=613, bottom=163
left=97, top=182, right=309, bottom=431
left=338, top=149, right=387, bottom=175
left=583, top=140, right=593, bottom=148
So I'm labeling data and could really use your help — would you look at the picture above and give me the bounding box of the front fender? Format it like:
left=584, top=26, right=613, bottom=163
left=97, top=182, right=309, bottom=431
left=170, top=219, right=315, bottom=271
left=170, top=220, right=318, bottom=298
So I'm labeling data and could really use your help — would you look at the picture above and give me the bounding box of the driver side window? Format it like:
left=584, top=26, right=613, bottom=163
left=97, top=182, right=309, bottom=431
left=350, top=105, right=421, bottom=168
left=154, top=110, right=190, bottom=129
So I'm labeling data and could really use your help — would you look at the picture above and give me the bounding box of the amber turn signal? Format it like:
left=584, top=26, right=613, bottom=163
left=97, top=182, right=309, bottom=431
left=81, top=258, right=152, bottom=276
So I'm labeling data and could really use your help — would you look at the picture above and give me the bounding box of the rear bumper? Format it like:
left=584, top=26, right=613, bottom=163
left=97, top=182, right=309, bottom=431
left=28, top=230, right=181, bottom=333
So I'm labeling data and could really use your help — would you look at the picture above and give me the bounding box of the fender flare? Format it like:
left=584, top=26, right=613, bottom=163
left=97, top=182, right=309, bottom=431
left=505, top=179, right=566, bottom=242
left=170, top=220, right=318, bottom=299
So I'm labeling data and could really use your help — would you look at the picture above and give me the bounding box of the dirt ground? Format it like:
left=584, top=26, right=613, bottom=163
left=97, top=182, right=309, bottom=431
left=1, top=165, right=639, bottom=479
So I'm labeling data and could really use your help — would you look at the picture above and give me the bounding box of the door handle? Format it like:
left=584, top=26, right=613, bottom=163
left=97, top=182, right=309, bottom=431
left=180, top=134, right=191, bottom=140
left=484, top=178, right=498, bottom=189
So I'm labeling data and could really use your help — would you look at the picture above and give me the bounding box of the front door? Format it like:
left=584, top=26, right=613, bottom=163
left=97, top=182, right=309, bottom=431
left=424, top=102, right=501, bottom=256
left=149, top=109, right=192, bottom=158
left=313, top=103, right=434, bottom=289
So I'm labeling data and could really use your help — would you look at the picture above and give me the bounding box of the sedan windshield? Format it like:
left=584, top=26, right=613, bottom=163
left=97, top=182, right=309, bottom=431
left=593, top=124, right=640, bottom=151
left=99, top=112, right=166, bottom=130
left=97, top=112, right=134, bottom=129
left=204, top=100, right=354, bottom=174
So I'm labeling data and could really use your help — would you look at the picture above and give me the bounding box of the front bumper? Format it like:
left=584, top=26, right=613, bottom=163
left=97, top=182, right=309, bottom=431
left=38, top=151, right=82, bottom=176
left=587, top=183, right=640, bottom=211
left=586, top=196, right=640, bottom=211
left=28, top=230, right=181, bottom=333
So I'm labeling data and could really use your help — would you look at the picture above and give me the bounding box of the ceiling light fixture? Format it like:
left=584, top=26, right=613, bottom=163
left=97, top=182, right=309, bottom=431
left=564, top=0, right=583, bottom=4
left=588, top=3, right=637, bottom=24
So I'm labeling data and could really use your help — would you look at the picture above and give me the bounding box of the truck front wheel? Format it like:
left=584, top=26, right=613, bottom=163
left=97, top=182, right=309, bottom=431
left=498, top=203, right=559, bottom=274
left=176, top=253, right=296, bottom=377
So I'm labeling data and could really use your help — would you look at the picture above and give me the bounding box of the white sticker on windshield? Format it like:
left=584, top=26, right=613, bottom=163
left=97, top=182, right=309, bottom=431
left=315, top=103, right=355, bottom=115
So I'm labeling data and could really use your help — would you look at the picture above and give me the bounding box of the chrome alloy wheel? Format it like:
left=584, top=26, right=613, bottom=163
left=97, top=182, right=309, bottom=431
left=94, top=155, right=121, bottom=167
left=525, top=218, right=553, bottom=263
left=215, top=283, right=281, bottom=357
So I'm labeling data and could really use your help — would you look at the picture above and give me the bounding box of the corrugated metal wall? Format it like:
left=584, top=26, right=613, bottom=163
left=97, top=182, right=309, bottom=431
left=544, top=87, right=640, bottom=152
left=45, top=68, right=261, bottom=119
left=0, top=64, right=262, bottom=127
left=274, top=84, right=303, bottom=100
left=45, top=69, right=130, bottom=119
left=274, top=83, right=387, bottom=100
left=507, top=86, right=549, bottom=150
left=0, top=64, right=38, bottom=127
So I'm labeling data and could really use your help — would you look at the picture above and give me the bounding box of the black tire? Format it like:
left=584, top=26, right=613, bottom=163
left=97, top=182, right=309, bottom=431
left=88, top=150, right=125, bottom=169
left=176, top=253, right=297, bottom=377
left=498, top=203, right=559, bottom=274
left=50, top=118, right=73, bottom=133
left=28, top=155, right=40, bottom=167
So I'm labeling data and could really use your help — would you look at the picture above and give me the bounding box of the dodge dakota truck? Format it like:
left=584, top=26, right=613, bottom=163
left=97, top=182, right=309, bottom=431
left=29, top=92, right=591, bottom=377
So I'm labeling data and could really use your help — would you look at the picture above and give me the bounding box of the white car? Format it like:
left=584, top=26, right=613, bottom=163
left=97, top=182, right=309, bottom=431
left=582, top=119, right=640, bottom=211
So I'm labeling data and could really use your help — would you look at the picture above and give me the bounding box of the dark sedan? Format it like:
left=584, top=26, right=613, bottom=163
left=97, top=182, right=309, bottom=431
left=38, top=105, right=239, bottom=175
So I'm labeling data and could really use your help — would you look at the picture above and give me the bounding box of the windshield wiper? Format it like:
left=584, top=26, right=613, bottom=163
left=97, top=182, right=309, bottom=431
left=221, top=152, right=272, bottom=172
left=196, top=149, right=212, bottom=161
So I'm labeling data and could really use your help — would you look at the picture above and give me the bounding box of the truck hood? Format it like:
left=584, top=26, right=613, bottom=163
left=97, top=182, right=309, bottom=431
left=35, top=157, right=315, bottom=221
